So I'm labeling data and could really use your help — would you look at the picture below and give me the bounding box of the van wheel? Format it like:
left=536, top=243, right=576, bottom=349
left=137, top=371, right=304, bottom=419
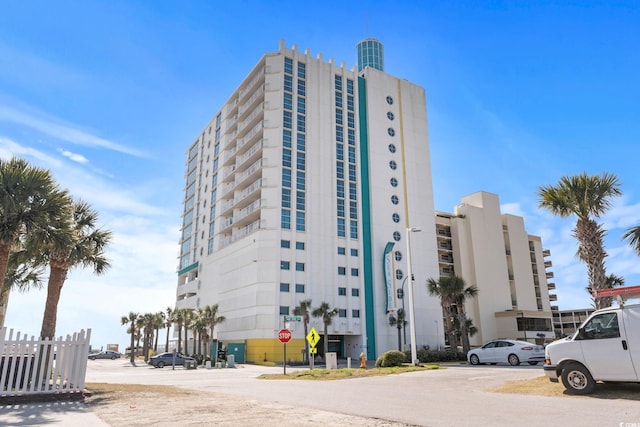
left=561, top=363, right=595, bottom=395
left=508, top=354, right=520, bottom=366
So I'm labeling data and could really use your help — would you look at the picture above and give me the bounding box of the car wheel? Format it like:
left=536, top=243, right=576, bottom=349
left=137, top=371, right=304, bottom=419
left=89, top=357, right=95, bottom=360
left=508, top=354, right=520, bottom=366
left=561, top=363, right=595, bottom=395
left=111, top=356, right=117, bottom=360
left=528, top=361, right=539, bottom=366
left=469, top=354, right=480, bottom=365
left=157, top=361, right=165, bottom=368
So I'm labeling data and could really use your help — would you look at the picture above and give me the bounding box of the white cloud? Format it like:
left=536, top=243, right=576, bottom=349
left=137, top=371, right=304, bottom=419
left=57, top=148, right=89, bottom=164
left=0, top=104, right=147, bottom=157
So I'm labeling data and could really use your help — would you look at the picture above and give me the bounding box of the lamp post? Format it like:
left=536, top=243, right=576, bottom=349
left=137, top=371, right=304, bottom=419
left=406, top=226, right=422, bottom=365
left=397, top=276, right=409, bottom=349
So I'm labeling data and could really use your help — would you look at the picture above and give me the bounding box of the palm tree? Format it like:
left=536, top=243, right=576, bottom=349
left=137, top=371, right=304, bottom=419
left=623, top=225, right=640, bottom=256
left=202, top=304, right=225, bottom=357
left=193, top=309, right=208, bottom=357
left=152, top=311, right=165, bottom=353
left=30, top=199, right=112, bottom=339
left=388, top=308, right=407, bottom=352
left=138, top=312, right=155, bottom=362
left=293, top=299, right=312, bottom=362
left=121, top=311, right=139, bottom=364
left=165, top=307, right=174, bottom=352
left=173, top=308, right=186, bottom=353
left=427, top=275, right=478, bottom=353
left=538, top=172, right=621, bottom=309
left=312, top=302, right=338, bottom=358
left=0, top=157, right=70, bottom=328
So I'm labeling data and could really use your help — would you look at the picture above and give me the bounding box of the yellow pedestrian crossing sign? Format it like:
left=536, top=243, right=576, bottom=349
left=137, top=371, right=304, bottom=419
left=306, top=327, right=320, bottom=348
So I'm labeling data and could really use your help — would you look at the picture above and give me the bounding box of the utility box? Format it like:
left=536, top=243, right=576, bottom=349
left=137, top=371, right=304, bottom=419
left=326, top=352, right=338, bottom=369
left=227, top=354, right=235, bottom=368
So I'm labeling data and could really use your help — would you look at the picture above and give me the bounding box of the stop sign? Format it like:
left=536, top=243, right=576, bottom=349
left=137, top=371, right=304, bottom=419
left=278, top=328, right=292, bottom=343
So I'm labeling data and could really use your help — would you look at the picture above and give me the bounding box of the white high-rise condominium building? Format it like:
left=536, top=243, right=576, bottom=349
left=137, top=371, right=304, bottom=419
left=175, top=39, right=442, bottom=362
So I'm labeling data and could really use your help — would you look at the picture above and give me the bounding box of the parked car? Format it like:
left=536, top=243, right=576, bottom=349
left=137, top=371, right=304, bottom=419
left=148, top=352, right=196, bottom=368
left=467, top=339, right=545, bottom=366
left=88, top=350, right=122, bottom=360
left=544, top=304, right=640, bottom=394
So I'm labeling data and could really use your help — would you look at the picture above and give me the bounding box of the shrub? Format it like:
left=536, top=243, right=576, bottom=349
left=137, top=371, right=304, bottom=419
left=406, top=349, right=467, bottom=363
left=375, top=350, right=407, bottom=367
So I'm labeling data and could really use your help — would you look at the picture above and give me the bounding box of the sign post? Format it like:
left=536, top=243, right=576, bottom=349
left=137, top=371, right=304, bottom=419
left=278, top=328, right=292, bottom=375
left=306, top=327, right=320, bottom=370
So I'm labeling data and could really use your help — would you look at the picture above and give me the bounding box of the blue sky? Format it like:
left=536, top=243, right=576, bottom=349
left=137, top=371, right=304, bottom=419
left=1, top=1, right=639, bottom=350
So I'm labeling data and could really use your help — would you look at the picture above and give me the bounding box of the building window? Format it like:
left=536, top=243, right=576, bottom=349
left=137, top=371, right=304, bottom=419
left=389, top=160, right=397, bottom=170
left=295, top=283, right=305, bottom=293
left=391, top=195, right=399, bottom=205
left=337, top=199, right=345, bottom=217
left=281, top=209, right=291, bottom=229
left=393, top=231, right=401, bottom=241
left=337, top=247, right=346, bottom=255
left=282, top=168, right=292, bottom=187
left=280, top=283, right=290, bottom=292
left=280, top=306, right=290, bottom=315
left=338, top=309, right=347, bottom=318
left=283, top=130, right=292, bottom=148
left=282, top=188, right=291, bottom=208
left=337, top=218, right=346, bottom=237
left=350, top=220, right=358, bottom=239
left=390, top=177, right=398, bottom=187
left=284, top=92, right=293, bottom=110
left=296, top=262, right=305, bottom=272
left=283, top=148, right=292, bottom=168
left=351, top=268, right=359, bottom=276
left=338, top=267, right=346, bottom=275
left=338, top=287, right=347, bottom=296
left=284, top=75, right=293, bottom=92
left=352, top=288, right=360, bottom=297
left=281, top=240, right=290, bottom=248
left=387, top=128, right=395, bottom=137
left=296, top=211, right=305, bottom=231
left=395, top=269, right=404, bottom=280
left=284, top=57, right=293, bottom=74
left=346, top=78, right=354, bottom=94
left=352, top=309, right=360, bottom=318
left=296, top=191, right=305, bottom=211
left=386, top=96, right=393, bottom=105
left=392, top=213, right=400, bottom=223
left=388, top=144, right=396, bottom=153
left=350, top=248, right=358, bottom=256
left=297, top=152, right=306, bottom=170
left=283, top=111, right=292, bottom=129
left=394, top=251, right=402, bottom=261
left=296, top=242, right=305, bottom=250
left=280, top=261, right=290, bottom=270
left=297, top=62, right=306, bottom=79
left=387, top=111, right=394, bottom=120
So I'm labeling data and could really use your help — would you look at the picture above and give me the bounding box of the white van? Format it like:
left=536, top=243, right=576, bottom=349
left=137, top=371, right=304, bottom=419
left=544, top=304, right=640, bottom=394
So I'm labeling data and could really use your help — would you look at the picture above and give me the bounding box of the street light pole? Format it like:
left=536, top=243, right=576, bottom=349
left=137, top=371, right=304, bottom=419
left=406, top=226, right=421, bottom=365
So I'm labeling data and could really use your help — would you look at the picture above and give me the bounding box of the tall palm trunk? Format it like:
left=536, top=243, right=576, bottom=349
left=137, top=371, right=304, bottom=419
left=40, top=263, right=67, bottom=339
left=575, top=218, right=608, bottom=309
left=0, top=243, right=13, bottom=328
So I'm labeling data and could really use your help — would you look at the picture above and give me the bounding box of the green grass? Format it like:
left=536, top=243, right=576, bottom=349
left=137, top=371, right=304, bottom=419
left=258, top=364, right=441, bottom=380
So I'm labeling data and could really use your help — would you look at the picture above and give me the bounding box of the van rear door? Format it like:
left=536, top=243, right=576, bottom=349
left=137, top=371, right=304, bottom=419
left=576, top=311, right=636, bottom=381
left=620, top=306, right=640, bottom=380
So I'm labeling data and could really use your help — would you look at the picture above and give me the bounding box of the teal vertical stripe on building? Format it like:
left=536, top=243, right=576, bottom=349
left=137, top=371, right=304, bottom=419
left=358, top=76, right=376, bottom=361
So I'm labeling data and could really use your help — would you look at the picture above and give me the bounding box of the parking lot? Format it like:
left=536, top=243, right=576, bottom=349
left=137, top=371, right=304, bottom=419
left=81, top=360, right=640, bottom=427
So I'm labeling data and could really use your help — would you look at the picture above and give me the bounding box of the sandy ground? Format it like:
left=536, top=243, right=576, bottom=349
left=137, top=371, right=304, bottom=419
left=84, top=383, right=414, bottom=427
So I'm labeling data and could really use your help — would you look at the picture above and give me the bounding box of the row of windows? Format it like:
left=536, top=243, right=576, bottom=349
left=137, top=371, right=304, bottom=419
left=281, top=240, right=304, bottom=250
left=280, top=306, right=360, bottom=318
left=337, top=247, right=358, bottom=256
left=280, top=283, right=306, bottom=293
left=280, top=261, right=305, bottom=271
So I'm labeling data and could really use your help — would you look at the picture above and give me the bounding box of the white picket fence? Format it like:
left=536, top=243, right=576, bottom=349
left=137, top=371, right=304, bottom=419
left=0, top=327, right=91, bottom=397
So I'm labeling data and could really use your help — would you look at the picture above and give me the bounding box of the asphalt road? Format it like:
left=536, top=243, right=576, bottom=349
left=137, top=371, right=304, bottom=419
left=2, top=361, right=639, bottom=426
left=82, top=360, right=640, bottom=427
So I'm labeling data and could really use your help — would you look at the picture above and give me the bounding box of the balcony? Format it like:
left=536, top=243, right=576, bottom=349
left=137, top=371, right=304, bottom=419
left=439, top=255, right=454, bottom=264
left=549, top=294, right=558, bottom=301
left=543, top=249, right=551, bottom=257
left=546, top=271, right=554, bottom=279
left=176, top=279, right=199, bottom=298
left=544, top=260, right=553, bottom=268
left=547, top=282, right=556, bottom=290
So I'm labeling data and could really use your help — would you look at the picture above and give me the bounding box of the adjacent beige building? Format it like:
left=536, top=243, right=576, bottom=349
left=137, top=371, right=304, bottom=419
left=435, top=191, right=556, bottom=346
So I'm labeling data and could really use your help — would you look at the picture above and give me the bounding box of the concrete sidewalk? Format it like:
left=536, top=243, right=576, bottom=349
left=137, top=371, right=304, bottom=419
left=0, top=400, right=109, bottom=426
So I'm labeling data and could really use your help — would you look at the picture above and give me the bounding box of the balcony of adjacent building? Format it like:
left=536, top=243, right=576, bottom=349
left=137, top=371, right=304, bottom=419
left=232, top=199, right=262, bottom=228
left=176, top=278, right=200, bottom=300
left=546, top=271, right=554, bottom=279
left=543, top=249, right=551, bottom=257
left=437, top=241, right=453, bottom=251
left=218, top=219, right=265, bottom=250
left=547, top=282, right=556, bottom=290
left=175, top=294, right=198, bottom=310
left=549, top=293, right=558, bottom=302
left=439, top=266, right=454, bottom=277
left=544, top=260, right=553, bottom=268
left=438, top=254, right=454, bottom=264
